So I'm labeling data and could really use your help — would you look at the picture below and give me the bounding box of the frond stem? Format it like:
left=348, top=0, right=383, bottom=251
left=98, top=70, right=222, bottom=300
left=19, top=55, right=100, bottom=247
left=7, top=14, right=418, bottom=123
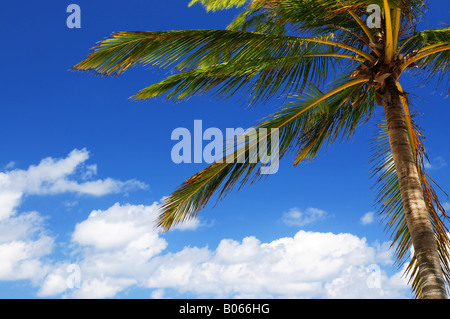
left=392, top=8, right=402, bottom=53
left=336, top=0, right=378, bottom=44
left=395, top=81, right=416, bottom=158
left=400, top=45, right=450, bottom=71
left=276, top=78, right=370, bottom=128
left=383, top=0, right=394, bottom=63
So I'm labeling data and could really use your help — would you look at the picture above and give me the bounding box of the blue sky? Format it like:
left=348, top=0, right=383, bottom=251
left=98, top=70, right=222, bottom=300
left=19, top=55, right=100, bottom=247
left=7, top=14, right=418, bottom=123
left=0, top=0, right=448, bottom=298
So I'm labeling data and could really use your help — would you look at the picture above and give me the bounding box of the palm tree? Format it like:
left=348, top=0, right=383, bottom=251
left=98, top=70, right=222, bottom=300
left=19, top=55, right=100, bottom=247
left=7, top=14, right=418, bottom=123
left=73, top=0, right=450, bottom=298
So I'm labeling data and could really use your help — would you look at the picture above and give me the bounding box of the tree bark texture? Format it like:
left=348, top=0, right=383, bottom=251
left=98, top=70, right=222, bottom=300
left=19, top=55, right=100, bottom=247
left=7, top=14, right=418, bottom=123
left=383, top=77, right=447, bottom=299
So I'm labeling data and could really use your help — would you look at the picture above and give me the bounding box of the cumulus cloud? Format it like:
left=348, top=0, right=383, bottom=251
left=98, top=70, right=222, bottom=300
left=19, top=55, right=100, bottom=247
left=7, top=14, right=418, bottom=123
left=0, top=148, right=147, bottom=222
left=3, top=161, right=15, bottom=170
left=281, top=207, right=327, bottom=227
left=37, top=200, right=409, bottom=299
left=360, top=212, right=375, bottom=225
left=40, top=201, right=205, bottom=298
left=0, top=209, right=53, bottom=284
left=72, top=203, right=165, bottom=250
left=324, top=264, right=408, bottom=298
left=143, top=231, right=409, bottom=299
left=0, top=236, right=53, bottom=282
left=43, top=209, right=410, bottom=298
left=0, top=149, right=146, bottom=204
left=424, top=156, right=447, bottom=170
left=38, top=264, right=73, bottom=297
left=0, top=149, right=412, bottom=299
left=0, top=149, right=148, bottom=292
left=171, top=217, right=207, bottom=231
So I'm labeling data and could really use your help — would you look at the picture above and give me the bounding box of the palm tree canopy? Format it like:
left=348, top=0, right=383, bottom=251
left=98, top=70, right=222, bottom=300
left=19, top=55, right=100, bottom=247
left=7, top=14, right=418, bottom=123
left=73, top=0, right=450, bottom=298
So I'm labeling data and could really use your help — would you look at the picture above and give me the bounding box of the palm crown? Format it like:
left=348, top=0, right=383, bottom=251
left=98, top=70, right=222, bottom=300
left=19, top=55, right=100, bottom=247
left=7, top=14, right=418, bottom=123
left=73, top=0, right=450, bottom=298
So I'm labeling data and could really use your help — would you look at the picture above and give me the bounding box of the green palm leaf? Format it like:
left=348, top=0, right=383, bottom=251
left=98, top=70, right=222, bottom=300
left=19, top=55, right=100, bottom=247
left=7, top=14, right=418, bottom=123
left=131, top=46, right=357, bottom=102
left=188, top=0, right=249, bottom=11
left=399, top=27, right=450, bottom=52
left=72, top=29, right=371, bottom=102
left=159, top=77, right=370, bottom=229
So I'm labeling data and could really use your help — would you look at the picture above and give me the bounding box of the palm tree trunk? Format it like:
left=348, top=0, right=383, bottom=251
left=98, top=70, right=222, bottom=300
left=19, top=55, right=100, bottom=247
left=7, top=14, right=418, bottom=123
left=383, top=77, right=447, bottom=299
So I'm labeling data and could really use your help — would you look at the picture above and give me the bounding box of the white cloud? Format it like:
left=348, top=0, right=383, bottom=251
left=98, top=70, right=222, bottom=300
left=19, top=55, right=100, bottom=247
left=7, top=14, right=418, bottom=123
left=0, top=149, right=412, bottom=299
left=0, top=190, right=22, bottom=220
left=142, top=231, right=407, bottom=299
left=45, top=205, right=409, bottom=298
left=0, top=149, right=148, bottom=293
left=37, top=264, right=72, bottom=297
left=171, top=217, right=207, bottom=231
left=0, top=209, right=53, bottom=284
left=0, top=236, right=53, bottom=282
left=360, top=212, right=375, bottom=225
left=46, top=202, right=204, bottom=298
left=444, top=202, right=450, bottom=212
left=151, top=288, right=165, bottom=299
left=72, top=202, right=165, bottom=251
left=3, top=161, right=15, bottom=170
left=0, top=148, right=147, bottom=222
left=281, top=207, right=327, bottom=227
left=0, top=148, right=146, bottom=202
left=82, top=164, right=98, bottom=180
left=424, top=156, right=447, bottom=170
left=324, top=264, right=408, bottom=298
left=74, top=277, right=136, bottom=299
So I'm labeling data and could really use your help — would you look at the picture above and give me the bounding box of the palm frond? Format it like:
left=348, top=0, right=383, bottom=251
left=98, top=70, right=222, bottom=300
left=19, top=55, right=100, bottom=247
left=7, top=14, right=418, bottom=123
left=188, top=0, right=249, bottom=11
left=287, top=77, right=376, bottom=164
left=382, top=0, right=394, bottom=63
left=227, top=0, right=374, bottom=52
left=72, top=29, right=373, bottom=103
left=399, top=27, right=450, bottom=52
left=158, top=78, right=370, bottom=230
left=189, top=0, right=428, bottom=20
left=228, top=0, right=426, bottom=36
left=73, top=29, right=374, bottom=74
left=397, top=27, right=450, bottom=94
left=241, top=0, right=372, bottom=36
left=131, top=45, right=363, bottom=103
left=392, top=7, right=402, bottom=52
left=226, top=1, right=287, bottom=35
